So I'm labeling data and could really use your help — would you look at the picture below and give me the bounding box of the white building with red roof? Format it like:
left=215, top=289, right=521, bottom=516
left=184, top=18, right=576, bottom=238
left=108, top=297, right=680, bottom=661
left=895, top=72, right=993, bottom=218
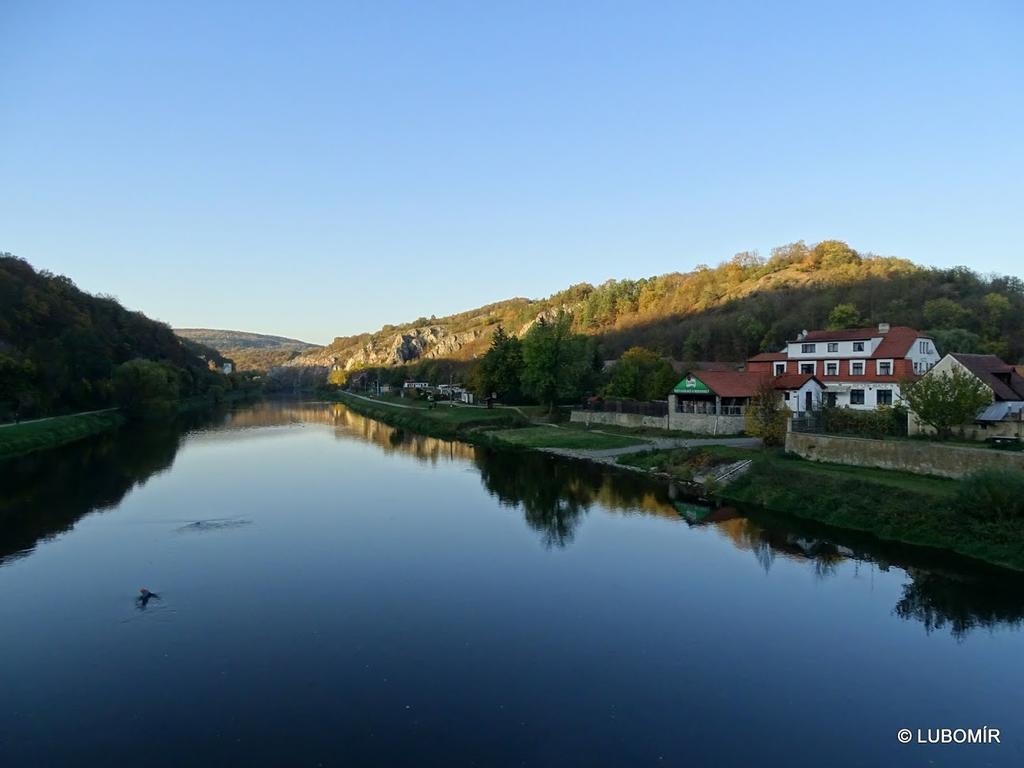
left=746, top=323, right=940, bottom=410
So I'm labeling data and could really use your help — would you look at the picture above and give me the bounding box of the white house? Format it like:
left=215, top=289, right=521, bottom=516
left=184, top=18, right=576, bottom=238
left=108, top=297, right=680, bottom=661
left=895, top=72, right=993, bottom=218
left=746, top=324, right=940, bottom=410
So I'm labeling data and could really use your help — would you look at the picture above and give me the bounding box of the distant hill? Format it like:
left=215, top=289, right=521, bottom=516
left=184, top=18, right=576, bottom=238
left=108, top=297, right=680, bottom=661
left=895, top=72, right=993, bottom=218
left=0, top=253, right=230, bottom=418
left=175, top=329, right=320, bottom=372
left=284, top=240, right=1024, bottom=378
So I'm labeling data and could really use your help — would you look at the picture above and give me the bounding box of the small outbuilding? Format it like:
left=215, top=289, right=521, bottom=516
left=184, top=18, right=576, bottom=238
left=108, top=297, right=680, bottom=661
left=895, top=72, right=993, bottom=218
left=668, top=370, right=823, bottom=435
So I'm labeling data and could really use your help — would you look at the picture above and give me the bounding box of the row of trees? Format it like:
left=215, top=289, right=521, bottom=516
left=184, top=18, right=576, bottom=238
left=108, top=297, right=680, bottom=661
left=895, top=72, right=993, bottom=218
left=469, top=314, right=602, bottom=411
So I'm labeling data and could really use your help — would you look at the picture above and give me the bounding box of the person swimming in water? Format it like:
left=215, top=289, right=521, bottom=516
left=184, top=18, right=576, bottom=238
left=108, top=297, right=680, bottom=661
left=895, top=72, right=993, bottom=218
left=137, top=587, right=160, bottom=608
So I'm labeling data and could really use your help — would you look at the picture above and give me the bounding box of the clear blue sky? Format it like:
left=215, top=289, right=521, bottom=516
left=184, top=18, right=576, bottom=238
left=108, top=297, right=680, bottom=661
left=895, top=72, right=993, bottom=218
left=1, top=1, right=1021, bottom=344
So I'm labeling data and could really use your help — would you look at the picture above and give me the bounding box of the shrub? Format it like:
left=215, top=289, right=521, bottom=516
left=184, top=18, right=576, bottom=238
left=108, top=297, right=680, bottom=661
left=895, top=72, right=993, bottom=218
left=955, top=469, right=1024, bottom=522
left=822, top=405, right=907, bottom=439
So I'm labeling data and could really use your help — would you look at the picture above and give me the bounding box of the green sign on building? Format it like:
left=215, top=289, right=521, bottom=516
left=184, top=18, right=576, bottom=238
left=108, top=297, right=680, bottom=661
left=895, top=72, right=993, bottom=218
left=673, top=375, right=711, bottom=394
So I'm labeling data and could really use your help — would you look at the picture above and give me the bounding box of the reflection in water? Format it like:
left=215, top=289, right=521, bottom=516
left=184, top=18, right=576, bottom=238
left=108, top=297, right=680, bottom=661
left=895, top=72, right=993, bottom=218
left=0, top=420, right=186, bottom=565
left=895, top=569, right=1024, bottom=639
left=2, top=399, right=1022, bottom=639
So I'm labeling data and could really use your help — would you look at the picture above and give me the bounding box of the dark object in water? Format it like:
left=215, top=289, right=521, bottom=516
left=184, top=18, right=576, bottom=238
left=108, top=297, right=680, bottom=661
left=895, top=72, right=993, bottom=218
left=137, top=587, right=160, bottom=608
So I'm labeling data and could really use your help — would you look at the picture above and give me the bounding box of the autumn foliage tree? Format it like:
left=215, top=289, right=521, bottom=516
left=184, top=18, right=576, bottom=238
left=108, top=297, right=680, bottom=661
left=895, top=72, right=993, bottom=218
left=744, top=381, right=790, bottom=446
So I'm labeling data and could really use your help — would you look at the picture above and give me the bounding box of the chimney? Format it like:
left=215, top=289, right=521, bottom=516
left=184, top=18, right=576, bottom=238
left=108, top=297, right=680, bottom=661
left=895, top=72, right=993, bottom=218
left=877, top=322, right=890, bottom=334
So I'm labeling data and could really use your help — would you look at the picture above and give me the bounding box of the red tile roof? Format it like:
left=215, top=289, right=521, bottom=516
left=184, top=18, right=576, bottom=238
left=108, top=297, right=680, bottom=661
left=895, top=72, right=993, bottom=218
left=873, top=326, right=928, bottom=359
left=747, top=351, right=788, bottom=362
left=951, top=354, right=1024, bottom=401
left=680, top=370, right=822, bottom=398
left=688, top=370, right=768, bottom=398
left=787, top=326, right=928, bottom=359
left=770, top=373, right=822, bottom=390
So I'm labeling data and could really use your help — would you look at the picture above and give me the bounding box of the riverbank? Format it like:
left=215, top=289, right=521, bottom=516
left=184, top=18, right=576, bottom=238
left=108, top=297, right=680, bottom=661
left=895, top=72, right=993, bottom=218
left=620, top=446, right=1024, bottom=573
left=0, top=410, right=125, bottom=459
left=336, top=392, right=1024, bottom=573
left=0, top=389, right=262, bottom=460
left=336, top=391, right=656, bottom=450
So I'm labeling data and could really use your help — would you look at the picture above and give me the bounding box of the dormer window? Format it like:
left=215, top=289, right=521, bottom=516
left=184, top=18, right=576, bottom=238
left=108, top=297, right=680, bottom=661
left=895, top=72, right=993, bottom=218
left=773, top=362, right=786, bottom=375
left=801, top=343, right=816, bottom=353
left=851, top=361, right=865, bottom=376
left=800, top=362, right=815, bottom=375
left=853, top=341, right=865, bottom=352
left=877, top=361, right=892, bottom=376
left=918, top=340, right=931, bottom=354
left=825, top=362, right=838, bottom=376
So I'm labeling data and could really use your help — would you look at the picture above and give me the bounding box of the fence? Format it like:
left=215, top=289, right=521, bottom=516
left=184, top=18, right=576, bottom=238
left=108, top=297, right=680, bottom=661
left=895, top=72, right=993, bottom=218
left=582, top=399, right=668, bottom=417
left=790, top=412, right=824, bottom=434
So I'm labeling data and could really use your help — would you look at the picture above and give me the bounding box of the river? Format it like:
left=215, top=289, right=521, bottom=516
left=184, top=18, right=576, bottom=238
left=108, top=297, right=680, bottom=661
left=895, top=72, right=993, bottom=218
left=1, top=400, right=1022, bottom=766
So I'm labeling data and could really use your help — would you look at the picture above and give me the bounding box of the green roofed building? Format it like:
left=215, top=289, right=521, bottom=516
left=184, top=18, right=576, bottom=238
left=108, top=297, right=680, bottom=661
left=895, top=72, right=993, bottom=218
left=668, top=370, right=823, bottom=435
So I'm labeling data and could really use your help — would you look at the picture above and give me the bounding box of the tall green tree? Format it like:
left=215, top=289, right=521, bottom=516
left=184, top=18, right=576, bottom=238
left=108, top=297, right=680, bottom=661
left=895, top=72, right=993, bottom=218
left=603, top=347, right=676, bottom=401
left=826, top=303, right=862, bottom=330
left=902, top=366, right=991, bottom=440
left=473, top=325, right=524, bottom=401
left=521, top=312, right=596, bottom=412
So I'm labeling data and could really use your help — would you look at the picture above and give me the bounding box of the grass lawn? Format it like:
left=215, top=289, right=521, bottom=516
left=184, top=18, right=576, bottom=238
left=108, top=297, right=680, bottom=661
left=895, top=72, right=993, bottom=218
left=561, top=422, right=712, bottom=439
left=0, top=410, right=124, bottom=459
left=487, top=426, right=646, bottom=450
left=620, top=444, right=1024, bottom=570
left=336, top=391, right=526, bottom=438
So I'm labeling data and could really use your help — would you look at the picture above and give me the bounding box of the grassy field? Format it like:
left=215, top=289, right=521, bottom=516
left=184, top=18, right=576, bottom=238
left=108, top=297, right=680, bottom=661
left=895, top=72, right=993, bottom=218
left=0, top=410, right=124, bottom=459
left=486, top=426, right=646, bottom=450
left=336, top=392, right=527, bottom=439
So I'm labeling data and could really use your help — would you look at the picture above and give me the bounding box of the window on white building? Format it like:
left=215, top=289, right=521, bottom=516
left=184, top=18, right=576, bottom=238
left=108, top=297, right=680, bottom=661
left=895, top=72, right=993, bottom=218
left=853, top=342, right=865, bottom=352
left=802, top=343, right=816, bottom=353
left=851, top=361, right=865, bottom=376
left=827, top=342, right=839, bottom=352
left=850, top=389, right=865, bottom=405
left=877, top=389, right=893, bottom=406
left=918, top=341, right=931, bottom=354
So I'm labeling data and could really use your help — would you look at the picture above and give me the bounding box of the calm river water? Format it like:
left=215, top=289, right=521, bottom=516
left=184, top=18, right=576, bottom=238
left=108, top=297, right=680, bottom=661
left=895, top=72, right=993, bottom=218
left=1, top=400, right=1022, bottom=767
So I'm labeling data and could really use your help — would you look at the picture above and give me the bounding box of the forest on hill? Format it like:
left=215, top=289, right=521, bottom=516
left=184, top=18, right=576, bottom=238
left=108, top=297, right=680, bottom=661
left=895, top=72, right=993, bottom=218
left=175, top=328, right=320, bottom=372
left=286, top=240, right=1024, bottom=384
left=0, top=254, right=234, bottom=419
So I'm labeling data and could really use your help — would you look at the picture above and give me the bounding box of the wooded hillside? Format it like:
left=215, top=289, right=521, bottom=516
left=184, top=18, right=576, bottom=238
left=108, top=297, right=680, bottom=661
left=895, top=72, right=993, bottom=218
left=292, top=240, right=1024, bottom=374
left=175, top=328, right=320, bottom=372
left=0, top=254, right=231, bottom=418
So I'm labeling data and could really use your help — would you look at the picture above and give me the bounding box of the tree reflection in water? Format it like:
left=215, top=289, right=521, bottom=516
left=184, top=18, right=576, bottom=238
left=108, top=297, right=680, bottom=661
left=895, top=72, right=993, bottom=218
left=3, top=398, right=1023, bottom=639
left=0, top=417, right=192, bottom=565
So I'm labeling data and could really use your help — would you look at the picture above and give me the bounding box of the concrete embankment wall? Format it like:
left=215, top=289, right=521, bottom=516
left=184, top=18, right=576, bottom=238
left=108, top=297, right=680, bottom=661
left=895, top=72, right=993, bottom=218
left=786, top=431, right=1024, bottom=479
left=570, top=410, right=669, bottom=430
left=667, top=412, right=745, bottom=435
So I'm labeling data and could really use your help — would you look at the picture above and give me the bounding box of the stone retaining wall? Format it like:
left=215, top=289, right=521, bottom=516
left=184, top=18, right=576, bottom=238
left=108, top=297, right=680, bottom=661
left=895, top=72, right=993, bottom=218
left=785, top=431, right=1024, bottom=479
left=570, top=410, right=669, bottom=430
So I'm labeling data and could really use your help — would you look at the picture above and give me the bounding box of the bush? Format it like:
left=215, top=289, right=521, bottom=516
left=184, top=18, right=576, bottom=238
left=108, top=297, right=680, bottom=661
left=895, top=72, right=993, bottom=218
left=822, top=405, right=907, bottom=439
left=955, top=469, right=1024, bottom=522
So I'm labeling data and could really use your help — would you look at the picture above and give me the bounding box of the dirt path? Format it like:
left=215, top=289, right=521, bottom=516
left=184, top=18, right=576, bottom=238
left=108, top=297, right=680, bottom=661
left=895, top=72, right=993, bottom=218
left=536, top=436, right=760, bottom=460
left=0, top=408, right=118, bottom=429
